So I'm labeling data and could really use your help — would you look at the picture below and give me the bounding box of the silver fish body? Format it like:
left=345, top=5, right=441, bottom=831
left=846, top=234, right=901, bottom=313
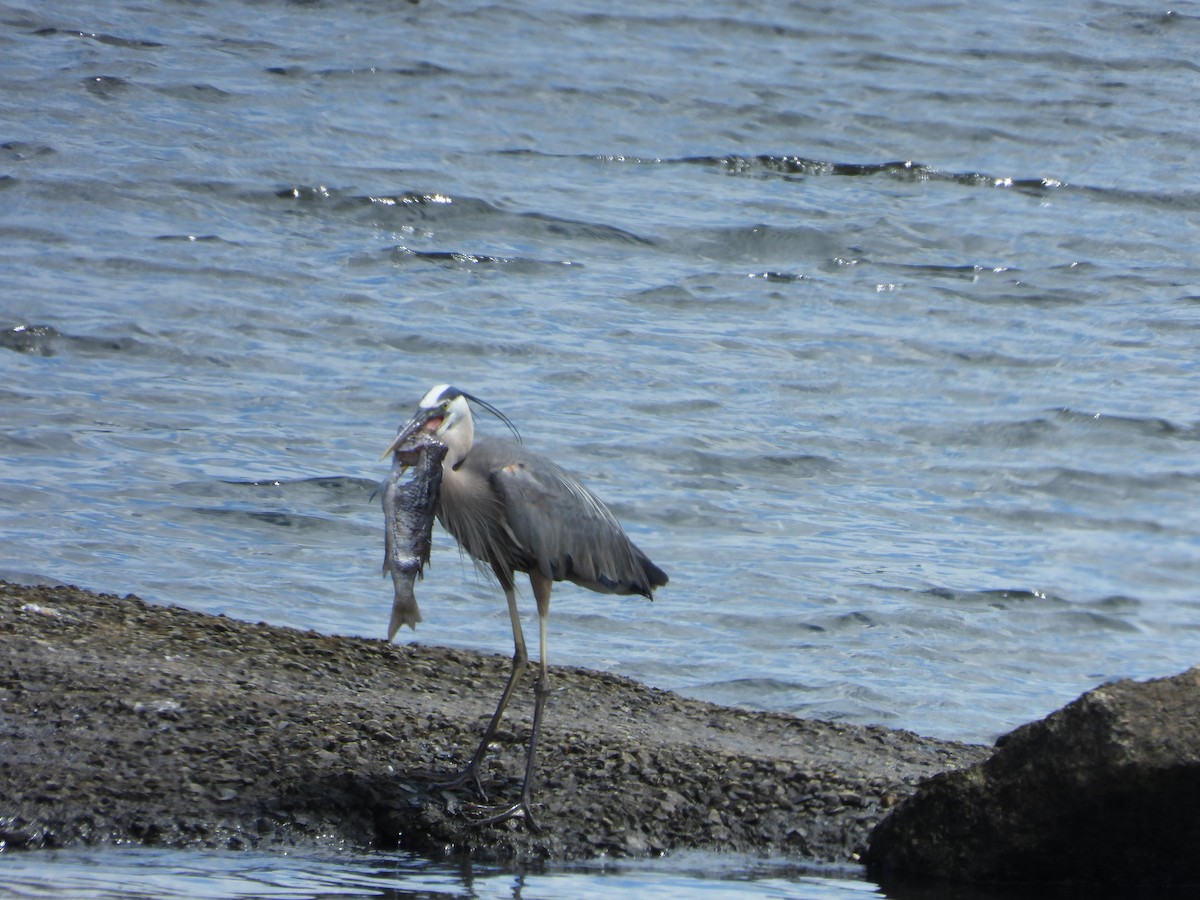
left=381, top=432, right=448, bottom=639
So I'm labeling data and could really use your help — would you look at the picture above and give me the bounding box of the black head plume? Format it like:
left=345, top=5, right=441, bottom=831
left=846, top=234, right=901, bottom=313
left=454, top=387, right=522, bottom=443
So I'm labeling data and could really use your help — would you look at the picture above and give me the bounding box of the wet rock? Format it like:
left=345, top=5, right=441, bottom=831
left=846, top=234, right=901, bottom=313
left=0, top=581, right=987, bottom=862
left=865, top=668, right=1200, bottom=888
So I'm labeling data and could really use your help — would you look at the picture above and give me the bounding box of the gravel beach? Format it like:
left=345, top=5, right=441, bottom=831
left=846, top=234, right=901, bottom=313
left=0, top=581, right=988, bottom=863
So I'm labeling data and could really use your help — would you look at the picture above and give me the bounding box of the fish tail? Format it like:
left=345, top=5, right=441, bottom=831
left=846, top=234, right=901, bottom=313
left=387, top=577, right=422, bottom=640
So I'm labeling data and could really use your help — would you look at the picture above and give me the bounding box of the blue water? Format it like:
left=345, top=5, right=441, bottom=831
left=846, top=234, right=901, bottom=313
left=3, top=0, right=1200, bottom=895
left=0, top=849, right=879, bottom=900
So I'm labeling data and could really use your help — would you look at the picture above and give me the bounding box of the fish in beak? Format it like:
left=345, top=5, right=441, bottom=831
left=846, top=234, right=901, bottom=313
left=380, top=407, right=445, bottom=462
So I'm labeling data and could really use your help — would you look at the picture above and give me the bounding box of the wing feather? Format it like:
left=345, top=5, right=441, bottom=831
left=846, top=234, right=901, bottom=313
left=490, top=450, right=664, bottom=596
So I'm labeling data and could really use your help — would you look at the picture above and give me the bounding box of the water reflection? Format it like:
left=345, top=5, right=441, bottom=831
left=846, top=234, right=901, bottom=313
left=0, top=847, right=876, bottom=900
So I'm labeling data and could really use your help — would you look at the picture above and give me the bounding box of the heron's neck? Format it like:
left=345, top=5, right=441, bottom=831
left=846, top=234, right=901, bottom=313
left=442, top=416, right=474, bottom=468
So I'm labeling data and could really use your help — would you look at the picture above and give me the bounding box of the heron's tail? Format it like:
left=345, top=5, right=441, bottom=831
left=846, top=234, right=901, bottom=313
left=634, top=548, right=669, bottom=598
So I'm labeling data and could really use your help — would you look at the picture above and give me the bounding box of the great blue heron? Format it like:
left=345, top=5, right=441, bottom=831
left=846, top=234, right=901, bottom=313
left=382, top=384, right=668, bottom=830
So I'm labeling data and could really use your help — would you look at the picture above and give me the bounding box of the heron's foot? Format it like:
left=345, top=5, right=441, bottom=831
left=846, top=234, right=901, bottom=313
left=433, top=764, right=489, bottom=800
left=465, top=797, right=541, bottom=833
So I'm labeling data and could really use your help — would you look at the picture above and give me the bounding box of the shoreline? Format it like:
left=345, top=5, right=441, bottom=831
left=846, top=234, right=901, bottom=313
left=0, top=581, right=988, bottom=862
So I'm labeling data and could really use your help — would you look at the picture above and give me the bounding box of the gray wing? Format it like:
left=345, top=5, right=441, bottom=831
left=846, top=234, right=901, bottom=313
left=490, top=449, right=664, bottom=597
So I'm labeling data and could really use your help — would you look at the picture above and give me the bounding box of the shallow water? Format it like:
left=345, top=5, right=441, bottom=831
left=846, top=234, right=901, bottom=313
left=0, top=849, right=880, bottom=900
left=3, top=0, right=1200, bottom=893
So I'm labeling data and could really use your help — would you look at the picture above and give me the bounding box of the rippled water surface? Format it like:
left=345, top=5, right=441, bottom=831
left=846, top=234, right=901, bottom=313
left=3, top=0, right=1200, bottom=895
left=0, top=849, right=886, bottom=900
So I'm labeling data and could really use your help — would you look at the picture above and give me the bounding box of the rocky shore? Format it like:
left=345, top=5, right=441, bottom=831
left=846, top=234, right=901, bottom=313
left=0, top=581, right=988, bottom=863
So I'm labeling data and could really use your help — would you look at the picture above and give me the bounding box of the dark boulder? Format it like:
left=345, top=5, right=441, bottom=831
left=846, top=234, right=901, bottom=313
left=865, top=668, right=1200, bottom=887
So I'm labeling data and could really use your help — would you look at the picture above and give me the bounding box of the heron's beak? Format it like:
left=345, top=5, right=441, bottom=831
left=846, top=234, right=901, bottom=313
left=380, top=408, right=443, bottom=461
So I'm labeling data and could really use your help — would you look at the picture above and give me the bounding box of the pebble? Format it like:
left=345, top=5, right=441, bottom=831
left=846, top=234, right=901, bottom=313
left=0, top=581, right=990, bottom=862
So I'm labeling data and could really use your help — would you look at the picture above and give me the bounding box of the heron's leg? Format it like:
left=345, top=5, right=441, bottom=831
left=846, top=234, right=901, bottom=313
left=442, top=584, right=527, bottom=798
left=475, top=571, right=551, bottom=831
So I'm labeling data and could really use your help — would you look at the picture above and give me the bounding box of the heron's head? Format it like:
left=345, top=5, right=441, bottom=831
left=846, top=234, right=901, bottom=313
left=382, top=384, right=471, bottom=459
left=382, top=384, right=520, bottom=461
